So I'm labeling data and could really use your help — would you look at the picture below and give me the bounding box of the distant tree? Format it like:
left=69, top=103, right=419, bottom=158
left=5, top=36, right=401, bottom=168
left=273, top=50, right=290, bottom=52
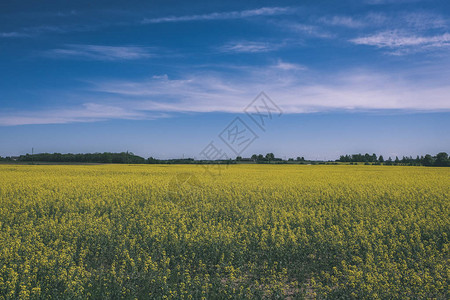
left=288, top=158, right=294, bottom=161
left=423, top=154, right=433, bottom=166
left=372, top=153, right=377, bottom=162
left=385, top=157, right=393, bottom=165
left=435, top=152, right=449, bottom=167
left=251, top=154, right=258, bottom=161
left=378, top=155, right=384, bottom=163
left=394, top=156, right=400, bottom=164
left=257, top=154, right=264, bottom=161
left=265, top=153, right=275, bottom=162
left=297, top=156, right=305, bottom=162
left=236, top=156, right=242, bottom=161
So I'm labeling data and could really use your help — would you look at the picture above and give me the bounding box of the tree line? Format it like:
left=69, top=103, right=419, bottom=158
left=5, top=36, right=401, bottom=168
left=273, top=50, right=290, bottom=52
left=0, top=152, right=146, bottom=164
left=338, top=152, right=449, bottom=167
left=241, top=153, right=305, bottom=162
left=0, top=151, right=448, bottom=166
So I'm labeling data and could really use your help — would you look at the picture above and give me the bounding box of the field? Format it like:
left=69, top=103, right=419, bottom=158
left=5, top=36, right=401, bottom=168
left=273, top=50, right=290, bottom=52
left=0, top=165, right=448, bottom=299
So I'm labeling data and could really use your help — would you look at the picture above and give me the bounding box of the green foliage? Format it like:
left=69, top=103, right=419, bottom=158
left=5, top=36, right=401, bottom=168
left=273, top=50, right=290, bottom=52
left=339, top=152, right=449, bottom=167
left=17, top=152, right=146, bottom=164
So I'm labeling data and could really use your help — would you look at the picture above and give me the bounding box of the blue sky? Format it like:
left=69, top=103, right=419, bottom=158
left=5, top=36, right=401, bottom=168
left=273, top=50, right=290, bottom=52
left=0, top=0, right=449, bottom=160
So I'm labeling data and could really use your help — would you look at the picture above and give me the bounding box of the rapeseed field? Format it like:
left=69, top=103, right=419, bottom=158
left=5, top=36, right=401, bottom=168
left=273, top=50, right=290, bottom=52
left=0, top=165, right=448, bottom=299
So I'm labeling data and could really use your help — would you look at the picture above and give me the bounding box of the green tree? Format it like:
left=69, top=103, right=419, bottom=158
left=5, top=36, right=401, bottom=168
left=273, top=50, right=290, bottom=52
left=372, top=153, right=377, bottom=162
left=385, top=157, right=393, bottom=165
left=265, top=153, right=275, bottom=162
left=423, top=154, right=433, bottom=166
left=435, top=152, right=448, bottom=166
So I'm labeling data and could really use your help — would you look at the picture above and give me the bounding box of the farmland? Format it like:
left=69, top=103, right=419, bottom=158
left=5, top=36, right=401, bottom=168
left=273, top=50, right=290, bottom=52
left=0, top=165, right=448, bottom=299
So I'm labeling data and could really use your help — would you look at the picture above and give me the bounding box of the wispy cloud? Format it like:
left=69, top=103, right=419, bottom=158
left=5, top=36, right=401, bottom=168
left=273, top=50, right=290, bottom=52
left=317, top=11, right=447, bottom=31
left=0, top=103, right=166, bottom=126
left=218, top=41, right=282, bottom=53
left=44, top=44, right=154, bottom=60
left=141, top=7, right=292, bottom=24
left=350, top=31, right=450, bottom=54
left=283, top=22, right=333, bottom=38
left=364, top=11, right=449, bottom=32
left=0, top=24, right=98, bottom=39
left=272, top=60, right=307, bottom=71
left=320, top=16, right=365, bottom=28
left=0, top=32, right=32, bottom=38
left=400, top=12, right=448, bottom=30
left=53, top=10, right=78, bottom=17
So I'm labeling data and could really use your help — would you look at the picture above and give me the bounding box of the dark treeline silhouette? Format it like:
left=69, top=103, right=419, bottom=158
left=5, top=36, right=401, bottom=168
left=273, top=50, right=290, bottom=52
left=0, top=152, right=448, bottom=166
left=339, top=153, right=379, bottom=163
left=245, top=153, right=305, bottom=163
left=0, top=153, right=230, bottom=165
left=147, top=157, right=232, bottom=165
left=338, top=152, right=449, bottom=167
left=4, top=152, right=146, bottom=164
left=250, top=153, right=282, bottom=162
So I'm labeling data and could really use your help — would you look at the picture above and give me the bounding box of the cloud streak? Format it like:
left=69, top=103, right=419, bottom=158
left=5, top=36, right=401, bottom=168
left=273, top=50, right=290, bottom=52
left=282, top=21, right=333, bottom=38
left=142, top=7, right=292, bottom=24
left=0, top=103, right=166, bottom=126
left=0, top=32, right=32, bottom=38
left=319, top=16, right=365, bottom=28
left=350, top=31, right=450, bottom=54
left=44, top=44, right=154, bottom=60
left=218, top=41, right=283, bottom=53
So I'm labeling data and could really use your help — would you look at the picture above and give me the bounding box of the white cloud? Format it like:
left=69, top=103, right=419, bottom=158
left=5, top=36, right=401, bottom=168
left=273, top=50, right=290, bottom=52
left=318, top=11, right=448, bottom=32
left=401, top=12, right=448, bottom=30
left=350, top=31, right=450, bottom=54
left=367, top=11, right=448, bottom=31
left=142, top=7, right=291, bottom=24
left=0, top=103, right=166, bottom=126
left=44, top=44, right=154, bottom=60
left=0, top=32, right=31, bottom=38
left=320, top=16, right=365, bottom=28
left=283, top=22, right=333, bottom=38
left=272, top=60, right=307, bottom=71
left=218, top=41, right=282, bottom=53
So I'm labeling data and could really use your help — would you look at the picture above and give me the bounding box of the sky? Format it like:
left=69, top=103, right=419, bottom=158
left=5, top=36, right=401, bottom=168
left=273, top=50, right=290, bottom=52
left=0, top=0, right=449, bottom=160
